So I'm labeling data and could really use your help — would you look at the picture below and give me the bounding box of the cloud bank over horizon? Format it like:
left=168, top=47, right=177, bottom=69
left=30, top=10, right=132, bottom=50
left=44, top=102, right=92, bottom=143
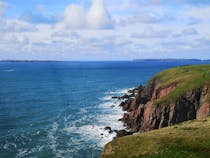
left=0, top=0, right=210, bottom=60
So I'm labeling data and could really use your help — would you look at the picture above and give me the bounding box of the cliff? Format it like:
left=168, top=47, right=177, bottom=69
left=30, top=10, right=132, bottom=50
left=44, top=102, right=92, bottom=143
left=122, top=64, right=210, bottom=132
left=101, top=64, right=210, bottom=158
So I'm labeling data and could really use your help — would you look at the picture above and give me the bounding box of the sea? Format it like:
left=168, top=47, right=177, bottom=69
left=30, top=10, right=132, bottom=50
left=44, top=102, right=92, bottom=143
left=0, top=60, right=209, bottom=158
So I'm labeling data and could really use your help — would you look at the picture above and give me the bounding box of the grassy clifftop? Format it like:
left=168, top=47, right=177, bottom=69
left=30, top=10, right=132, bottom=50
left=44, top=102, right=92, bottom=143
left=101, top=117, right=210, bottom=158
left=152, top=64, right=210, bottom=104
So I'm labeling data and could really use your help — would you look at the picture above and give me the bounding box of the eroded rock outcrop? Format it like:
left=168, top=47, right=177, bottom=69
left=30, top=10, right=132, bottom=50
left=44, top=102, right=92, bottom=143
left=121, top=79, right=210, bottom=133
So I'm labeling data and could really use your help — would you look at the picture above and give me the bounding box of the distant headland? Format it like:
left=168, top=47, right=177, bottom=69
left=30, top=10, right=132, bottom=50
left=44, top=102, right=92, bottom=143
left=133, top=59, right=210, bottom=62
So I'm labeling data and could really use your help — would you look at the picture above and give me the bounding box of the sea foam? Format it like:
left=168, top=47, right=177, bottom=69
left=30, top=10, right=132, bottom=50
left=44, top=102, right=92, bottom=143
left=64, top=88, right=131, bottom=148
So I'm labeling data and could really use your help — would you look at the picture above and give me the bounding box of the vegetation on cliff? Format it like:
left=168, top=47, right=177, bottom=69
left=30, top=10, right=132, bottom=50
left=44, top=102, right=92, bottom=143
left=101, top=64, right=210, bottom=158
left=101, top=117, right=210, bottom=158
left=153, top=64, right=210, bottom=104
left=121, top=64, right=210, bottom=132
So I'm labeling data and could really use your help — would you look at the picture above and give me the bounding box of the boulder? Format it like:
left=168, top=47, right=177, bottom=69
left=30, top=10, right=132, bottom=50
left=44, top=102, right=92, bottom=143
left=115, top=130, right=133, bottom=138
left=104, top=126, right=112, bottom=133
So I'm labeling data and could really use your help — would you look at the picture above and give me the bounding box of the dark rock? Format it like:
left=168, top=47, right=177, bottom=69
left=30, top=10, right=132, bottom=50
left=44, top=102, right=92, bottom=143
left=104, top=126, right=112, bottom=133
left=122, top=99, right=133, bottom=111
left=119, top=102, right=125, bottom=107
left=128, top=89, right=135, bottom=93
left=110, top=105, right=115, bottom=108
left=118, top=118, right=122, bottom=121
left=119, top=94, right=130, bottom=99
left=115, top=130, right=133, bottom=138
left=129, top=93, right=135, bottom=98
left=112, top=96, right=119, bottom=99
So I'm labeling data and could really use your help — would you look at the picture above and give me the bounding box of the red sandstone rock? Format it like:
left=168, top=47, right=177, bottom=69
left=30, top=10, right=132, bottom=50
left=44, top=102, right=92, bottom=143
left=121, top=79, right=210, bottom=133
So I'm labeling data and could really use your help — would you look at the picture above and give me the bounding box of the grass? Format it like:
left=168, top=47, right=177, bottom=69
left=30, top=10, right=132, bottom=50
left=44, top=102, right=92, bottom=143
left=101, top=117, right=210, bottom=158
left=151, top=64, right=210, bottom=104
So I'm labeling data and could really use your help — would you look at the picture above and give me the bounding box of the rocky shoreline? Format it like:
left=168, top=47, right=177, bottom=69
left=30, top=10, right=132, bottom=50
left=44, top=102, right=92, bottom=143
left=104, top=76, right=210, bottom=139
left=103, top=86, right=142, bottom=138
left=101, top=65, right=210, bottom=158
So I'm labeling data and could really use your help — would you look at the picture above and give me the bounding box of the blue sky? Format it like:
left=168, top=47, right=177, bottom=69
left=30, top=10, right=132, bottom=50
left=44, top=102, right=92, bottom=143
left=6, top=0, right=87, bottom=15
left=0, top=0, right=210, bottom=60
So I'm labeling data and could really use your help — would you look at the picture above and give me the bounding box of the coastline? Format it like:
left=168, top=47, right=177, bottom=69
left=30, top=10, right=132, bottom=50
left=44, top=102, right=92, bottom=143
left=101, top=64, right=210, bottom=158
left=97, top=88, right=133, bottom=144
left=103, top=64, right=210, bottom=140
left=103, top=86, right=141, bottom=138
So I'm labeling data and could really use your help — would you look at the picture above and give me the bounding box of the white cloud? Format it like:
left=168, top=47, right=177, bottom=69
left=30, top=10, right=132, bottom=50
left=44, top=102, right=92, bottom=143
left=62, top=0, right=113, bottom=29
left=0, top=1, right=8, bottom=26
left=64, top=4, right=86, bottom=29
left=131, top=28, right=170, bottom=38
left=0, top=0, right=210, bottom=60
left=181, top=6, right=210, bottom=23
left=0, top=19, right=37, bottom=33
left=86, top=0, right=112, bottom=29
left=173, top=28, right=198, bottom=37
left=182, top=28, right=198, bottom=35
left=0, top=2, right=37, bottom=33
left=0, top=1, right=8, bottom=17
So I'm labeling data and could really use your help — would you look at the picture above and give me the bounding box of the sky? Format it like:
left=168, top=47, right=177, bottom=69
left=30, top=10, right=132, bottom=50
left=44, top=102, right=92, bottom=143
left=0, top=0, right=210, bottom=60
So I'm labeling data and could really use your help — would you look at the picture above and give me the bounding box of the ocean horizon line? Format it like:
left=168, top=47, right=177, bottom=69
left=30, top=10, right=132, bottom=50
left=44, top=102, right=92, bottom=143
left=0, top=58, right=209, bottom=62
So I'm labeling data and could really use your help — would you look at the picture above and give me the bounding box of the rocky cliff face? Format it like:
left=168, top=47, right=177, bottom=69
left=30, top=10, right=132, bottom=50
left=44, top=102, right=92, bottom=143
left=121, top=79, right=210, bottom=132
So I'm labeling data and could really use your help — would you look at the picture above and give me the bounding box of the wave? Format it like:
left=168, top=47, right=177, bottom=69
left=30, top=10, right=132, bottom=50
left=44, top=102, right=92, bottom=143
left=3, top=142, right=17, bottom=150
left=64, top=125, right=116, bottom=148
left=15, top=145, right=45, bottom=158
left=2, top=131, right=46, bottom=158
left=101, top=87, right=133, bottom=102
left=48, top=122, right=59, bottom=155
left=3, top=69, right=16, bottom=72
left=100, top=95, right=113, bottom=101
left=63, top=88, right=130, bottom=148
left=60, top=87, right=132, bottom=154
left=99, top=101, right=121, bottom=108
left=104, top=88, right=134, bottom=95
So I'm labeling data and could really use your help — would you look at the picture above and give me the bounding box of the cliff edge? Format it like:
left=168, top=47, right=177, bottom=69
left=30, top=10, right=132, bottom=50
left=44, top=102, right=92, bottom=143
left=122, top=64, right=210, bottom=132
left=101, top=64, right=210, bottom=158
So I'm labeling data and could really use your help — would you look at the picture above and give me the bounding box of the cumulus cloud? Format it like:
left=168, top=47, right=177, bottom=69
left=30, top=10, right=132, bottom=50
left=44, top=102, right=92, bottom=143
left=0, top=0, right=210, bottom=60
left=64, top=4, right=86, bottom=28
left=86, top=0, right=112, bottom=29
left=63, top=0, right=113, bottom=29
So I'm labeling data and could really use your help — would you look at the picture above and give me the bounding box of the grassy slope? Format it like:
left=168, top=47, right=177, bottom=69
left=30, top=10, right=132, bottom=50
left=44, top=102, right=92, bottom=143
left=101, top=117, right=210, bottom=158
left=152, top=64, right=210, bottom=104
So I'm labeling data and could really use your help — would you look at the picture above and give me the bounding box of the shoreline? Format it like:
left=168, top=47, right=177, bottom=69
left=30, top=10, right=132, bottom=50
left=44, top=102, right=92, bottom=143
left=101, top=64, right=210, bottom=158
left=104, top=64, right=210, bottom=139
left=103, top=86, right=141, bottom=138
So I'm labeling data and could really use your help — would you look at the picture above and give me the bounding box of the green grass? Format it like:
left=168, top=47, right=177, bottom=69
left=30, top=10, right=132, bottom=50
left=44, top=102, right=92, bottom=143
left=151, top=64, right=210, bottom=104
left=101, top=117, right=210, bottom=158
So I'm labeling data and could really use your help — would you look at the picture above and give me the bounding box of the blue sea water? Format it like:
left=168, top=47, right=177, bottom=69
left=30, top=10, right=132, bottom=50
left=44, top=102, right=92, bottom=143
left=0, top=60, right=210, bottom=158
